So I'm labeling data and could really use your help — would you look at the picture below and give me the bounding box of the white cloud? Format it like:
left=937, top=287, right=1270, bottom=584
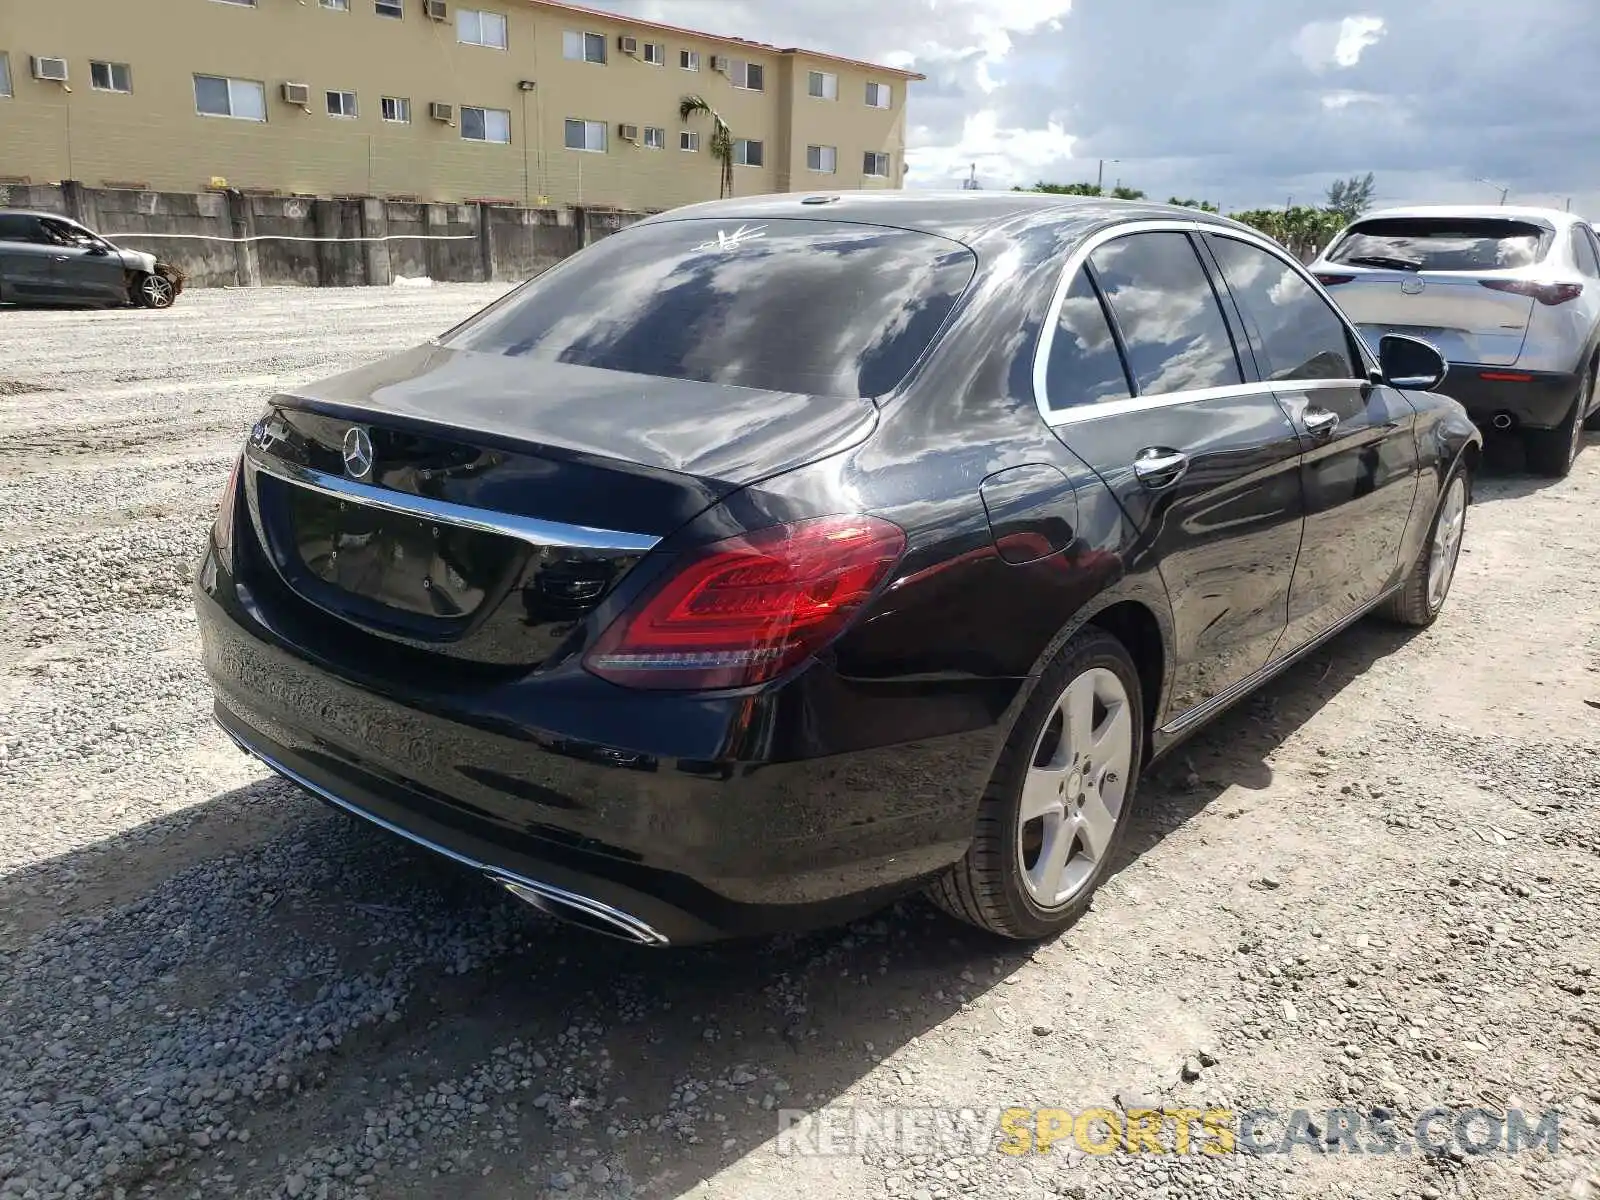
left=906, top=111, right=1075, bottom=189
left=1320, top=90, right=1384, bottom=109
left=1293, top=15, right=1387, bottom=73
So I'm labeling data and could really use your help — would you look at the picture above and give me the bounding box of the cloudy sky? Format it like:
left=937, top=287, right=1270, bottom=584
left=590, top=0, right=1600, bottom=218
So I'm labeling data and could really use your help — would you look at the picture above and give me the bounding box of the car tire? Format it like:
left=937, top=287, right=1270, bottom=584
left=1524, top=369, right=1587, bottom=477
left=1581, top=355, right=1600, bottom=432
left=132, top=272, right=176, bottom=309
left=1381, top=464, right=1469, bottom=628
left=927, top=626, right=1144, bottom=940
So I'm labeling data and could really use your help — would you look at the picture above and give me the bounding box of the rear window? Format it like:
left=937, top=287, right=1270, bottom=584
left=1328, top=218, right=1552, bottom=271
left=444, top=218, right=977, bottom=399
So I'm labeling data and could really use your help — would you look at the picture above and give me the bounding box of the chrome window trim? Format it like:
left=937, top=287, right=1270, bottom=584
left=246, top=454, right=661, bottom=553
left=1032, top=218, right=1381, bottom=428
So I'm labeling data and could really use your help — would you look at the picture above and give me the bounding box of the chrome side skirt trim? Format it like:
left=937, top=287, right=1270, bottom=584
left=246, top=454, right=661, bottom=554
left=218, top=719, right=671, bottom=946
left=1158, top=582, right=1404, bottom=737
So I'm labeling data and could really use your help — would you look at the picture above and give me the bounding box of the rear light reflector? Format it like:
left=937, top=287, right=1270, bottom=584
left=584, top=515, right=906, bottom=690
left=1479, top=371, right=1534, bottom=382
left=1480, top=279, right=1583, bottom=306
left=1314, top=273, right=1356, bottom=286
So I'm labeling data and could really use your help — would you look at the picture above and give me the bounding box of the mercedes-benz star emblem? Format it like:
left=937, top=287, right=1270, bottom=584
left=342, top=426, right=374, bottom=480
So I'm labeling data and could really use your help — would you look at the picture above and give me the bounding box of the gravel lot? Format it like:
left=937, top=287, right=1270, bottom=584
left=1, top=286, right=1597, bottom=1200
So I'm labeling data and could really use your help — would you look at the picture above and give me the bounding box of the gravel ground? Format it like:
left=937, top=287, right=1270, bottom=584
left=1, top=286, right=1597, bottom=1200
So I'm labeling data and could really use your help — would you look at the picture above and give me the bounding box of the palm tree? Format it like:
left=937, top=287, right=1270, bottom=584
left=679, top=95, right=734, bottom=199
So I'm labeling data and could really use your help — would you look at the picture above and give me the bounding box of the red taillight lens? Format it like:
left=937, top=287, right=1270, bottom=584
left=1480, top=279, right=1583, bottom=306
left=1315, top=273, right=1356, bottom=286
left=584, top=515, right=906, bottom=690
left=1479, top=370, right=1535, bottom=382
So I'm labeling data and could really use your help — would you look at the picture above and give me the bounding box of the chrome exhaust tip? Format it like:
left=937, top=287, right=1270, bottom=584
left=1491, top=411, right=1515, bottom=431
left=490, top=874, right=670, bottom=946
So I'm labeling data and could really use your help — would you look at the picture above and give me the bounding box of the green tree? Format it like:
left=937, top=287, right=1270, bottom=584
left=1229, top=206, right=1346, bottom=261
left=1014, top=181, right=1105, bottom=195
left=1109, top=185, right=1146, bottom=200
left=1168, top=196, right=1220, bottom=212
left=1325, top=172, right=1376, bottom=222
left=679, top=95, right=734, bottom=199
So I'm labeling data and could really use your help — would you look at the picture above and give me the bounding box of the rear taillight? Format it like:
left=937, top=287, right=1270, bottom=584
left=584, top=515, right=906, bottom=690
left=1480, top=279, right=1583, bottom=306
left=1315, top=273, right=1355, bottom=286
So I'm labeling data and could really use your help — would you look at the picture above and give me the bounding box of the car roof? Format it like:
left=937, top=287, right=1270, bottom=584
left=634, top=190, right=1250, bottom=243
left=1349, top=204, right=1576, bottom=229
left=0, top=209, right=70, bottom=220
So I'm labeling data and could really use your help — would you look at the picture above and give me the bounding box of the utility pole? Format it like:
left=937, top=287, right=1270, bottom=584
left=1096, top=158, right=1117, bottom=194
left=1476, top=177, right=1510, bottom=205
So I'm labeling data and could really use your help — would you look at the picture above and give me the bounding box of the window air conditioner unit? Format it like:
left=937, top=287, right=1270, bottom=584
left=31, top=56, right=69, bottom=82
left=619, top=35, right=639, bottom=55
left=281, top=82, right=311, bottom=106
left=424, top=0, right=448, bottom=20
left=429, top=101, right=454, bottom=122
left=710, top=55, right=729, bottom=73
left=619, top=123, right=639, bottom=142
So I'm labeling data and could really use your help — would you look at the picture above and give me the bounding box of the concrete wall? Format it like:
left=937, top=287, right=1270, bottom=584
left=0, top=181, right=639, bottom=288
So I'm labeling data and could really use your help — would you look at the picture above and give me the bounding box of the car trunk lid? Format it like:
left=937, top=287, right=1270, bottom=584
left=241, top=345, right=878, bottom=670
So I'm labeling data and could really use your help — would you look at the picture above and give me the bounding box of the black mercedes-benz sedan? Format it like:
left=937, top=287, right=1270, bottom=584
left=196, top=193, right=1480, bottom=946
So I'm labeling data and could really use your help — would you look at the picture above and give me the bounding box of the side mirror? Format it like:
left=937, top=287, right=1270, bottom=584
left=1378, top=334, right=1448, bottom=392
left=86, top=244, right=110, bottom=256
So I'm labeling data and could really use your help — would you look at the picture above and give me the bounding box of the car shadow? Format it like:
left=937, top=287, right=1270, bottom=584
left=0, top=619, right=1413, bottom=1198
left=1470, top=428, right=1597, bottom=504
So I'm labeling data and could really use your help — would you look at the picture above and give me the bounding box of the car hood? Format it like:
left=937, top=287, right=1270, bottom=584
left=113, top=247, right=158, bottom=271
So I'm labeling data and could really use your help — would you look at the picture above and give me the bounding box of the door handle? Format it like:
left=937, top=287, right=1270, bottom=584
left=1303, top=407, right=1340, bottom=440
left=1133, top=447, right=1190, bottom=490
left=52, top=255, right=69, bottom=262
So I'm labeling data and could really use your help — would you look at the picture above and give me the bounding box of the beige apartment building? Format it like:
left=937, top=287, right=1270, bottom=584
left=0, top=0, right=921, bottom=210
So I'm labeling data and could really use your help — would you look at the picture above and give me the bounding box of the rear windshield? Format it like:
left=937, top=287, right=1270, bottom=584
left=1328, top=218, right=1552, bottom=271
left=443, top=218, right=977, bottom=399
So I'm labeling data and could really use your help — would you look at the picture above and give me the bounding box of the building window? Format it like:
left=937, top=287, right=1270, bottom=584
left=375, top=0, right=402, bottom=17
left=806, top=144, right=837, bottom=173
left=563, top=118, right=607, bottom=152
left=563, top=30, right=606, bottom=63
left=730, top=59, right=764, bottom=91
left=194, top=74, right=266, bottom=121
left=326, top=90, right=358, bottom=117
left=641, top=126, right=665, bottom=149
left=90, top=61, right=132, bottom=93
left=733, top=138, right=763, bottom=167
left=0, top=53, right=11, bottom=98
left=679, top=129, right=699, bottom=151
left=320, top=0, right=349, bottom=9
left=866, top=81, right=891, bottom=108
left=807, top=70, right=837, bottom=100
left=457, top=9, right=508, bottom=49
left=679, top=49, right=699, bottom=71
left=381, top=95, right=410, bottom=123
left=642, top=41, right=664, bottom=65
left=864, top=151, right=890, bottom=177
left=461, top=105, right=511, bottom=142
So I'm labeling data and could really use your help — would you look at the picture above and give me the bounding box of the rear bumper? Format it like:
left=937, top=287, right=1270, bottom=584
left=195, top=551, right=1005, bottom=944
left=1441, top=366, right=1582, bottom=430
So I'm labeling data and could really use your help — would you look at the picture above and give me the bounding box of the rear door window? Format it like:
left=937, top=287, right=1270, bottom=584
left=1327, top=218, right=1552, bottom=271
left=1088, top=231, right=1243, bottom=396
left=1571, top=226, right=1600, bottom=279
left=1042, top=269, right=1132, bottom=410
left=0, top=214, right=47, bottom=242
left=1207, top=235, right=1359, bottom=381
left=444, top=218, right=977, bottom=399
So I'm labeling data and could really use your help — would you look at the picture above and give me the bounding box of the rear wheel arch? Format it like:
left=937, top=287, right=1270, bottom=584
left=1086, top=600, right=1165, bottom=761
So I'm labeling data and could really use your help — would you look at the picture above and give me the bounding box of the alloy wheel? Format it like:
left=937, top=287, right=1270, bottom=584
left=1426, top=475, right=1467, bottom=612
left=142, top=275, right=175, bottom=308
left=1016, top=666, right=1134, bottom=908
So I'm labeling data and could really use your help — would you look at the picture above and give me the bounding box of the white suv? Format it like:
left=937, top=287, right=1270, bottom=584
left=1311, top=205, right=1600, bottom=477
